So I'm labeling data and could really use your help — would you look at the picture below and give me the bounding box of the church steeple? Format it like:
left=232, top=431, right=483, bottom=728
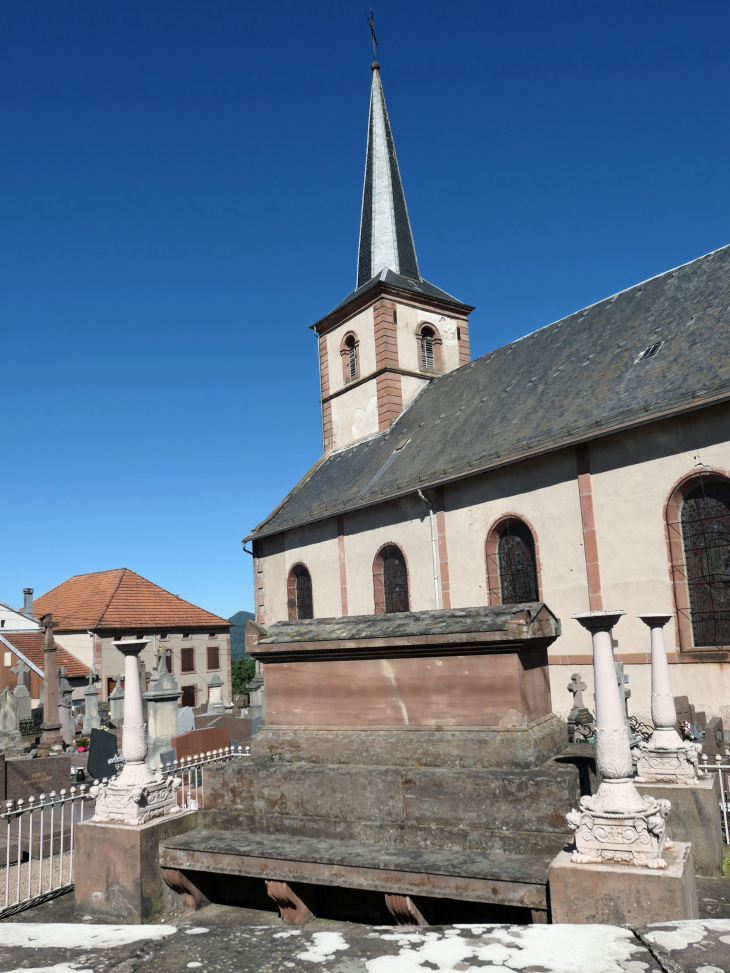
left=356, top=61, right=420, bottom=288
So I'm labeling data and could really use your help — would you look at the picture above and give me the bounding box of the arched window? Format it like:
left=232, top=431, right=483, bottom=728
left=287, top=564, right=313, bottom=621
left=420, top=327, right=435, bottom=370
left=346, top=335, right=357, bottom=379
left=485, top=518, right=540, bottom=605
left=340, top=332, right=360, bottom=383
left=681, top=480, right=730, bottom=647
left=373, top=544, right=409, bottom=614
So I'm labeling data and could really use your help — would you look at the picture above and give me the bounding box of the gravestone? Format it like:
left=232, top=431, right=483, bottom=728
left=57, top=666, right=75, bottom=747
left=171, top=726, right=230, bottom=762
left=195, top=714, right=252, bottom=745
left=5, top=753, right=86, bottom=802
left=143, top=649, right=182, bottom=771
left=0, top=688, right=22, bottom=752
left=566, top=672, right=594, bottom=742
left=109, top=673, right=124, bottom=724
left=11, top=661, right=32, bottom=723
left=86, top=727, right=119, bottom=783
left=703, top=716, right=725, bottom=759
left=614, top=661, right=638, bottom=745
left=83, top=670, right=101, bottom=734
left=178, top=706, right=195, bottom=734
left=206, top=673, right=225, bottom=715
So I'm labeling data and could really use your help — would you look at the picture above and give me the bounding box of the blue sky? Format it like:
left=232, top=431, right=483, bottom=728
left=3, top=1, right=730, bottom=618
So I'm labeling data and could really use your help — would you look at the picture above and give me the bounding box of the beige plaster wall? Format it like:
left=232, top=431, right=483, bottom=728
left=395, top=303, right=462, bottom=374
left=325, top=306, right=376, bottom=397
left=259, top=519, right=341, bottom=624
left=54, top=632, right=94, bottom=668
left=330, top=378, right=378, bottom=450
left=400, top=373, right=430, bottom=411
left=589, top=406, right=730, bottom=657
left=257, top=403, right=730, bottom=719
left=443, top=449, right=590, bottom=652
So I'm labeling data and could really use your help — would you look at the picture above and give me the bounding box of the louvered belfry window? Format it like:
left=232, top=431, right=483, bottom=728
left=348, top=342, right=357, bottom=378
left=498, top=522, right=539, bottom=604
left=681, top=480, right=730, bottom=647
left=421, top=329, right=435, bottom=370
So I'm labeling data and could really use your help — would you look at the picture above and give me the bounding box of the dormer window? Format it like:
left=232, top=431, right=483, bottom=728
left=421, top=328, right=435, bottom=370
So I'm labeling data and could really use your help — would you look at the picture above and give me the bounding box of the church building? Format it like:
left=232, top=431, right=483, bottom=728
left=245, top=59, right=730, bottom=723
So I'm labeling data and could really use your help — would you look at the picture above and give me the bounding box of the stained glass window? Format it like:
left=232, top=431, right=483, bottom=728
left=681, top=480, right=730, bottom=647
left=498, top=522, right=539, bottom=604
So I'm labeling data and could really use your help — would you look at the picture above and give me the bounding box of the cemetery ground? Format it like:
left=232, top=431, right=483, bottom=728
left=0, top=884, right=727, bottom=973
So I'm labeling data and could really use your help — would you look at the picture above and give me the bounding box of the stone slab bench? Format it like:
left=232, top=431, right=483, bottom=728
left=159, top=829, right=552, bottom=925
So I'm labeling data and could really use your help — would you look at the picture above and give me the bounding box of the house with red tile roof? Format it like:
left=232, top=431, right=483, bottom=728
left=33, top=569, right=232, bottom=708
left=0, top=630, right=91, bottom=707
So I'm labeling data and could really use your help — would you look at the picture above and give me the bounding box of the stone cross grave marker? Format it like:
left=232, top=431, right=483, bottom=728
left=83, top=668, right=101, bottom=734
left=109, top=673, right=125, bottom=724
left=11, top=660, right=32, bottom=723
left=0, top=687, right=21, bottom=752
left=57, top=665, right=74, bottom=746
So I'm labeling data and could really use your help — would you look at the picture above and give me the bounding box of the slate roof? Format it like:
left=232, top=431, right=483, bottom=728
left=313, top=268, right=471, bottom=330
left=0, top=631, right=90, bottom=679
left=250, top=243, right=730, bottom=541
left=357, top=66, right=419, bottom=288
left=33, top=568, right=230, bottom=631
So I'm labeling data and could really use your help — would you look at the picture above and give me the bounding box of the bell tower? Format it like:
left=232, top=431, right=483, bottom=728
left=312, top=60, right=474, bottom=454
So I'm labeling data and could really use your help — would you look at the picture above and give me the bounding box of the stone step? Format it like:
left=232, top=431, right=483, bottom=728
left=159, top=829, right=552, bottom=912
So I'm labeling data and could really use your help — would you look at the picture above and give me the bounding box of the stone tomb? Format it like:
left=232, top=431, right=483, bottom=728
left=160, top=604, right=581, bottom=924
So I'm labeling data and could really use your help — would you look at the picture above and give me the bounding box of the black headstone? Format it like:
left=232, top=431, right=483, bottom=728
left=87, top=728, right=119, bottom=783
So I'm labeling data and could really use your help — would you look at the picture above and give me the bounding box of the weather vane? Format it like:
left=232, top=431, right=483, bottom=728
left=368, top=8, right=379, bottom=63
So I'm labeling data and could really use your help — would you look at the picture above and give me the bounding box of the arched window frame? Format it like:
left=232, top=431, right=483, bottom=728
left=373, top=543, right=410, bottom=615
left=286, top=562, right=314, bottom=621
left=666, top=467, right=730, bottom=652
left=340, top=332, right=360, bottom=384
left=485, top=515, right=542, bottom=606
left=415, top=322, right=443, bottom=374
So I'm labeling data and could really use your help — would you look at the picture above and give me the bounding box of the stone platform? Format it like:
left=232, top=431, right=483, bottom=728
left=635, top=776, right=724, bottom=877
left=549, top=842, right=699, bottom=925
left=157, top=605, right=587, bottom=923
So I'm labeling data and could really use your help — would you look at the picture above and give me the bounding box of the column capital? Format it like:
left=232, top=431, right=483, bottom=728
left=572, top=610, right=625, bottom=633
left=637, top=612, right=674, bottom=629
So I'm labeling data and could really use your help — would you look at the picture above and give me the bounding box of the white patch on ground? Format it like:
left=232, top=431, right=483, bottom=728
left=0, top=924, right=175, bottom=950
left=646, top=919, right=730, bottom=951
left=365, top=924, right=648, bottom=973
left=274, top=931, right=302, bottom=939
left=297, top=931, right=350, bottom=963
left=0, top=966, right=93, bottom=973
left=184, top=928, right=209, bottom=935
left=187, top=963, right=202, bottom=969
left=696, top=966, right=725, bottom=973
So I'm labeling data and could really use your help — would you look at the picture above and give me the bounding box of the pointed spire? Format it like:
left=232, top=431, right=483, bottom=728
left=357, top=62, right=420, bottom=288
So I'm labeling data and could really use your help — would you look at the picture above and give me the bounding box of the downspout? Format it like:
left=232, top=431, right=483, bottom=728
left=417, top=490, right=440, bottom=610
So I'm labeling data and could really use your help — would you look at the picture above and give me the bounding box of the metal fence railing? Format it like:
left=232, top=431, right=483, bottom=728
left=0, top=786, right=94, bottom=919
left=700, top=753, right=730, bottom=842
left=161, top=745, right=250, bottom=810
left=0, top=745, right=250, bottom=919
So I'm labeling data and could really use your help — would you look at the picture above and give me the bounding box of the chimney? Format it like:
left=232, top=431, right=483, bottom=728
left=23, top=588, right=33, bottom=617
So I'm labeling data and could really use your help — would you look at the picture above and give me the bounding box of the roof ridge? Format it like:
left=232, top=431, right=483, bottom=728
left=96, top=568, right=127, bottom=627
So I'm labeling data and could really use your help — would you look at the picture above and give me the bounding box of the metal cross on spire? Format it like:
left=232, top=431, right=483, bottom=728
left=367, top=8, right=379, bottom=63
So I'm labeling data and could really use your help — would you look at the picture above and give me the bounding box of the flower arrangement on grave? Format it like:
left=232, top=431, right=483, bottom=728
left=76, top=736, right=89, bottom=751
left=679, top=720, right=693, bottom=740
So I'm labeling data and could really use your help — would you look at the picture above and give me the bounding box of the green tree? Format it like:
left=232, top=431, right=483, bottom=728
left=232, top=656, right=256, bottom=695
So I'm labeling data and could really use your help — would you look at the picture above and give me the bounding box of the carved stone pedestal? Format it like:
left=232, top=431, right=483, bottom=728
left=566, top=777, right=670, bottom=868
left=636, top=777, right=724, bottom=877
left=636, top=734, right=701, bottom=784
left=549, top=841, right=698, bottom=925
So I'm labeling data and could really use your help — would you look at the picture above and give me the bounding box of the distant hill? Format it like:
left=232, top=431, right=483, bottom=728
left=229, top=611, right=255, bottom=660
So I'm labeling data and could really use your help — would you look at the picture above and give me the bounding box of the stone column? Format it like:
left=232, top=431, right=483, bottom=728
left=39, top=614, right=63, bottom=751
left=636, top=613, right=700, bottom=783
left=90, top=639, right=180, bottom=825
left=566, top=611, right=670, bottom=868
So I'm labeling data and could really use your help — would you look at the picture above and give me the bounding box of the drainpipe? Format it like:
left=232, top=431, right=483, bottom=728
left=417, top=490, right=440, bottom=610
